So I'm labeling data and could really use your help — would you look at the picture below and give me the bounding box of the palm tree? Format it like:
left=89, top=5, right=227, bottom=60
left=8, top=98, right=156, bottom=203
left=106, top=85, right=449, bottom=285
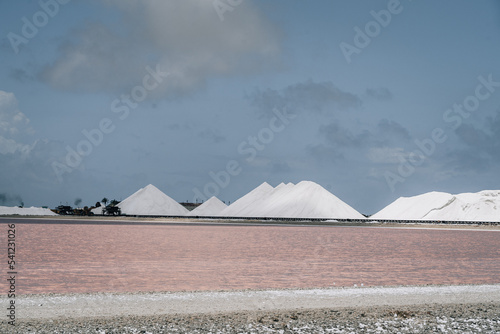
left=102, top=197, right=108, bottom=206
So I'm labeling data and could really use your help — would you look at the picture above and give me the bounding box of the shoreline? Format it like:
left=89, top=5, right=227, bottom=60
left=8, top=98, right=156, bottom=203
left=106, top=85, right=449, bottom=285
left=5, top=285, right=500, bottom=333
left=11, top=284, right=500, bottom=320
left=2, top=215, right=500, bottom=230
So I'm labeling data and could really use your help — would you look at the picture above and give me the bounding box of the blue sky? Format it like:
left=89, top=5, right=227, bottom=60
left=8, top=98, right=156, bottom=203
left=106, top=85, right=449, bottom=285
left=1, top=0, right=500, bottom=215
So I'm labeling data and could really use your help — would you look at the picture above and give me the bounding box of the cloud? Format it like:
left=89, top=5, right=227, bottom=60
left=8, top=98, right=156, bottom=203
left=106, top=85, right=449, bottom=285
left=248, top=80, right=362, bottom=117
left=0, top=138, right=67, bottom=186
left=39, top=0, right=281, bottom=97
left=9, top=68, right=34, bottom=83
left=0, top=91, right=32, bottom=137
left=198, top=128, right=226, bottom=144
left=447, top=110, right=500, bottom=172
left=270, top=161, right=291, bottom=174
left=0, top=91, right=34, bottom=154
left=0, top=91, right=69, bottom=196
left=0, top=193, right=23, bottom=206
left=365, top=87, right=393, bottom=101
left=0, top=136, right=31, bottom=155
left=456, top=111, right=500, bottom=157
left=306, top=117, right=414, bottom=170
left=40, top=22, right=146, bottom=93
left=319, top=122, right=369, bottom=148
left=444, top=148, right=492, bottom=172
left=306, top=144, right=344, bottom=163
left=375, top=119, right=411, bottom=143
left=367, top=147, right=406, bottom=164
left=318, top=119, right=409, bottom=149
left=455, top=124, right=489, bottom=147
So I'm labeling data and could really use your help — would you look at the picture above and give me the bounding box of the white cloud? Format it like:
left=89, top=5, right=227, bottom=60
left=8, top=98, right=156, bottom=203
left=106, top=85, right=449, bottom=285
left=0, top=91, right=31, bottom=136
left=40, top=0, right=281, bottom=97
left=0, top=92, right=67, bottom=194
left=367, top=147, right=407, bottom=164
left=0, top=136, right=31, bottom=155
left=0, top=91, right=35, bottom=155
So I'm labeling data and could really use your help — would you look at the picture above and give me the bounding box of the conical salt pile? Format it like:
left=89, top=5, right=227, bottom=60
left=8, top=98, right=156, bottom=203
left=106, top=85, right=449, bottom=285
left=255, top=181, right=363, bottom=219
left=187, top=196, right=227, bottom=216
left=91, top=203, right=105, bottom=215
left=118, top=184, right=189, bottom=216
left=220, top=181, right=364, bottom=219
left=219, top=182, right=274, bottom=217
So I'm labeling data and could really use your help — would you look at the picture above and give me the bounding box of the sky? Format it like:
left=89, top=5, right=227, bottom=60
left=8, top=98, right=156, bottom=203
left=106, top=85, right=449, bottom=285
left=1, top=0, right=500, bottom=215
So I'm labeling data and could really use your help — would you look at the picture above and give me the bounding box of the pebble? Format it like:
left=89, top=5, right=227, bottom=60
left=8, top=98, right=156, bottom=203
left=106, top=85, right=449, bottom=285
left=3, top=302, right=499, bottom=333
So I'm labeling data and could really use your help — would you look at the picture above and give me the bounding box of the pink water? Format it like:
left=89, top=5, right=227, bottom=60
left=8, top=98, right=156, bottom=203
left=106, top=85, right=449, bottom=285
left=4, top=222, right=500, bottom=294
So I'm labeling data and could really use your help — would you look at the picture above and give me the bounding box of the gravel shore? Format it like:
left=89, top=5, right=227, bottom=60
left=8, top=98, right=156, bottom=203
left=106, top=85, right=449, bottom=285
left=4, top=285, right=500, bottom=333
left=5, top=302, right=500, bottom=333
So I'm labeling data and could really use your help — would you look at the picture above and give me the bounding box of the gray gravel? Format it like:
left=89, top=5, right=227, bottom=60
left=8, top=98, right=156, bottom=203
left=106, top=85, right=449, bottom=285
left=3, top=302, right=500, bottom=333
left=3, top=285, right=500, bottom=333
left=12, top=285, right=500, bottom=320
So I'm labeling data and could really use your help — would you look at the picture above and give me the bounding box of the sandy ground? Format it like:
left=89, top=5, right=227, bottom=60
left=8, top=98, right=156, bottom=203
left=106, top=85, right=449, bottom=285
left=4, top=285, right=500, bottom=333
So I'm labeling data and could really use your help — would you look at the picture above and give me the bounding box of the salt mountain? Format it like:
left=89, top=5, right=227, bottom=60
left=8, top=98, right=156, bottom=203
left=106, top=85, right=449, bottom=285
left=118, top=184, right=189, bottom=216
left=372, top=190, right=500, bottom=222
left=187, top=196, right=227, bottom=216
left=220, top=181, right=364, bottom=219
left=0, top=206, right=57, bottom=216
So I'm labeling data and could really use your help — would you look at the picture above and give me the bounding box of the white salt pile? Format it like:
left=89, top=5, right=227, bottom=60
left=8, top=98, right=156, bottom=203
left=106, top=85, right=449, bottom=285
left=372, top=190, right=500, bottom=222
left=220, top=181, right=364, bottom=219
left=219, top=182, right=274, bottom=217
left=371, top=192, right=454, bottom=220
left=91, top=204, right=104, bottom=215
left=187, top=196, right=227, bottom=216
left=0, top=206, right=58, bottom=216
left=118, top=184, right=189, bottom=216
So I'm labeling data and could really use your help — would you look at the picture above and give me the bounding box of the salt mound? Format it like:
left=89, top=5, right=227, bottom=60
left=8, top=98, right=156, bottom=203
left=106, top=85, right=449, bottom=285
left=0, top=206, right=58, bottom=216
left=219, top=182, right=274, bottom=217
left=91, top=204, right=104, bottom=215
left=220, top=182, right=294, bottom=217
left=425, top=190, right=500, bottom=222
left=371, top=192, right=454, bottom=220
left=187, top=196, right=227, bottom=216
left=221, top=181, right=364, bottom=219
left=372, top=190, right=500, bottom=222
left=256, top=181, right=363, bottom=219
left=118, top=184, right=189, bottom=216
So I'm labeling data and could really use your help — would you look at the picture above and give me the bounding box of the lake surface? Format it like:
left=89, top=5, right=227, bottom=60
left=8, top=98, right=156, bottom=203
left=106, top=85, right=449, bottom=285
left=3, top=221, right=500, bottom=294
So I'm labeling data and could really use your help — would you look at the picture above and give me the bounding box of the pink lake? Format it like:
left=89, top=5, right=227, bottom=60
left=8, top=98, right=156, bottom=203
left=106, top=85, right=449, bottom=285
left=3, top=221, right=500, bottom=294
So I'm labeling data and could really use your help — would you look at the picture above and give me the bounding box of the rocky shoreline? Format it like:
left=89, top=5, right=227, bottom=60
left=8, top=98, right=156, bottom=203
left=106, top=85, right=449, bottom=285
left=5, top=302, right=500, bottom=333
